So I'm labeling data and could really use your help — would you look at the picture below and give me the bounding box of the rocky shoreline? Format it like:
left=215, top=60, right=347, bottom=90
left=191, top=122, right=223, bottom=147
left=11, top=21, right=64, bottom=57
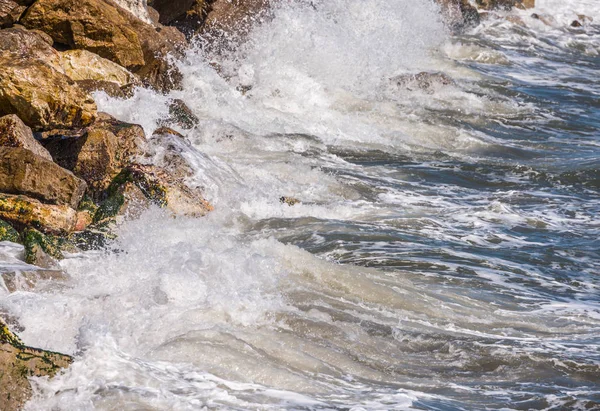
left=0, top=0, right=536, bottom=409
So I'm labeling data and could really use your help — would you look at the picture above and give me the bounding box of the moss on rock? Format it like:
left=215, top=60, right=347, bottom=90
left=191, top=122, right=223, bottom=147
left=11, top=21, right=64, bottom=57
left=0, top=218, right=19, bottom=243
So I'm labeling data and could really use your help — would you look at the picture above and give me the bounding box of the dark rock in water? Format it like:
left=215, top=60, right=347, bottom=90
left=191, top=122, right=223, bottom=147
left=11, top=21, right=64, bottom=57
left=22, top=228, right=63, bottom=268
left=436, top=0, right=480, bottom=30
left=76, top=79, right=135, bottom=99
left=0, top=0, right=25, bottom=29
left=0, top=114, right=53, bottom=161
left=0, top=55, right=97, bottom=131
left=476, top=0, right=534, bottom=9
left=0, top=193, right=78, bottom=234
left=0, top=218, right=19, bottom=242
left=150, top=0, right=210, bottom=37
left=159, top=99, right=199, bottom=130
left=0, top=147, right=87, bottom=208
left=42, top=114, right=147, bottom=199
left=1, top=268, right=68, bottom=293
left=391, top=72, right=455, bottom=95
left=0, top=318, right=72, bottom=411
left=280, top=196, right=300, bottom=206
left=571, top=20, right=582, bottom=28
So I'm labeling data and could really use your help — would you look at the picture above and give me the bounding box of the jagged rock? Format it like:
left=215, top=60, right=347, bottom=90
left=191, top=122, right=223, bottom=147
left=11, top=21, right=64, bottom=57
left=0, top=55, right=97, bottom=131
left=436, top=0, right=480, bottom=30
left=21, top=0, right=146, bottom=69
left=56, top=49, right=138, bottom=86
left=22, top=228, right=63, bottom=267
left=391, top=72, right=455, bottom=94
left=75, top=79, right=135, bottom=99
left=150, top=0, right=209, bottom=37
left=21, top=0, right=187, bottom=92
left=0, top=318, right=72, bottom=411
left=0, top=25, right=56, bottom=59
left=169, top=99, right=199, bottom=129
left=94, top=179, right=151, bottom=224
left=0, top=114, right=53, bottom=161
left=0, top=194, right=79, bottom=233
left=0, top=0, right=25, bottom=29
left=42, top=114, right=146, bottom=197
left=0, top=218, right=19, bottom=242
left=0, top=147, right=87, bottom=208
left=1, top=269, right=68, bottom=293
left=200, top=0, right=272, bottom=42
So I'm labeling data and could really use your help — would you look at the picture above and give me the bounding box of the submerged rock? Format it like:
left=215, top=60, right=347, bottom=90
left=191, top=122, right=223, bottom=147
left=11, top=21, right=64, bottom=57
left=0, top=114, right=53, bottom=161
left=0, top=193, right=78, bottom=233
left=436, top=0, right=480, bottom=30
left=391, top=72, right=455, bottom=94
left=0, top=147, right=87, bottom=208
left=0, top=318, right=72, bottom=411
left=160, top=99, right=199, bottom=130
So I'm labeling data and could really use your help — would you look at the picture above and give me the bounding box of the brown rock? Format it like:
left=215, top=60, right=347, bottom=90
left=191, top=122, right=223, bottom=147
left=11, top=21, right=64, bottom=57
left=151, top=0, right=210, bottom=36
left=391, top=72, right=455, bottom=94
left=21, top=0, right=146, bottom=69
left=0, top=26, right=56, bottom=60
left=0, top=55, right=97, bottom=131
left=21, top=0, right=187, bottom=92
left=0, top=147, right=87, bottom=208
left=0, top=318, right=72, bottom=411
left=0, top=193, right=78, bottom=233
left=42, top=114, right=147, bottom=197
left=75, top=79, right=134, bottom=99
left=0, top=114, right=53, bottom=160
left=476, top=0, right=534, bottom=10
left=1, top=269, right=68, bottom=293
left=201, top=0, right=272, bottom=38
left=56, top=49, right=138, bottom=86
left=0, top=0, right=25, bottom=29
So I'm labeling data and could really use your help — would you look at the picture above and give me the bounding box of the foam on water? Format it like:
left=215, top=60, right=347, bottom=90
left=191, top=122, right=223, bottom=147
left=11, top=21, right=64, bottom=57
left=1, top=0, right=600, bottom=409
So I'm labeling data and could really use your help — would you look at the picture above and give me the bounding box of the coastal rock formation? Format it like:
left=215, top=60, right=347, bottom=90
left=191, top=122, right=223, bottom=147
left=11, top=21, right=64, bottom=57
left=0, top=147, right=86, bottom=208
left=150, top=0, right=210, bottom=37
left=0, top=193, right=79, bottom=233
left=56, top=49, right=137, bottom=87
left=0, top=55, right=97, bottom=131
left=21, top=0, right=187, bottom=92
left=0, top=115, right=53, bottom=161
left=0, top=0, right=25, bottom=29
left=21, top=0, right=146, bottom=69
left=0, top=319, right=72, bottom=411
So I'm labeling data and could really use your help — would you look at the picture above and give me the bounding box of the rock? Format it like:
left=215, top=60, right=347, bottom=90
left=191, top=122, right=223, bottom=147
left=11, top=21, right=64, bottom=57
left=22, top=228, right=63, bottom=267
left=159, top=99, right=199, bottom=130
left=0, top=218, right=19, bottom=242
left=0, top=114, right=53, bottom=161
left=150, top=0, right=210, bottom=37
left=56, top=49, right=138, bottom=86
left=280, top=196, right=300, bottom=206
left=0, top=0, right=25, bottom=29
left=0, top=55, right=97, bottom=131
left=94, top=179, right=151, bottom=223
left=0, top=194, right=79, bottom=233
left=436, top=0, right=480, bottom=30
left=113, top=0, right=152, bottom=23
left=0, top=147, right=87, bottom=208
left=42, top=114, right=147, bottom=197
left=391, top=72, right=455, bottom=94
left=75, top=79, right=135, bottom=99
left=571, top=20, right=582, bottom=28
left=0, top=318, right=72, bottom=411
left=1, top=268, right=68, bottom=293
left=200, top=0, right=272, bottom=42
left=0, top=25, right=57, bottom=60
left=475, top=0, right=534, bottom=10
left=21, top=0, right=146, bottom=69
left=21, top=0, right=187, bottom=92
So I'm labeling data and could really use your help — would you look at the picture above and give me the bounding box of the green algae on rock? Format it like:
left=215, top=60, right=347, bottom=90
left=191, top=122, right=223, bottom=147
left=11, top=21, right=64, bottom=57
left=0, top=218, right=19, bottom=242
left=0, top=318, right=72, bottom=411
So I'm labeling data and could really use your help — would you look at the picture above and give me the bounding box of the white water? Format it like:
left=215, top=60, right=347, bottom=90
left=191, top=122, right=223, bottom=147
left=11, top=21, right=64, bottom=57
left=2, top=0, right=600, bottom=409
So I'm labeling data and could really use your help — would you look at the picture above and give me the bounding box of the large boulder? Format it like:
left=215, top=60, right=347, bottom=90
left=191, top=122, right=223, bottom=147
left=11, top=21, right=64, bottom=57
left=436, top=0, right=480, bottom=29
left=1, top=318, right=72, bottom=411
left=150, top=0, right=210, bottom=36
left=0, top=193, right=79, bottom=233
left=20, top=0, right=146, bottom=69
left=0, top=0, right=25, bottom=29
left=0, top=147, right=87, bottom=208
left=42, top=113, right=147, bottom=197
left=0, top=114, right=53, bottom=160
left=56, top=49, right=138, bottom=86
left=21, top=0, right=187, bottom=92
left=0, top=55, right=97, bottom=131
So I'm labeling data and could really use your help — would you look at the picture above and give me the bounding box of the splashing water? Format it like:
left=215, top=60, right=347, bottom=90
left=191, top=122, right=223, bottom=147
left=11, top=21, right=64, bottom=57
left=2, top=0, right=599, bottom=409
